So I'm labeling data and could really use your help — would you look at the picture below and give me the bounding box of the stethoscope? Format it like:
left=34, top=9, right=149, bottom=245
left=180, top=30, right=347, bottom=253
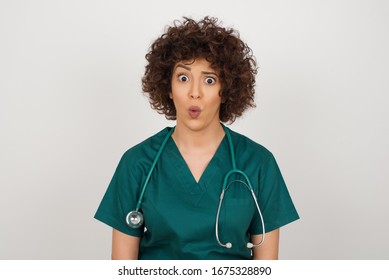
left=126, top=125, right=266, bottom=249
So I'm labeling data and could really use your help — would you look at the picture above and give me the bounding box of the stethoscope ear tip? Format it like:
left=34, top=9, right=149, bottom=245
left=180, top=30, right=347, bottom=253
left=246, top=242, right=254, bottom=249
left=226, top=242, right=232, bottom=249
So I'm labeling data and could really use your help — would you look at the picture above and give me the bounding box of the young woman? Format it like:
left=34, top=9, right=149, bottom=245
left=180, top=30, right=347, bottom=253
left=95, top=17, right=299, bottom=260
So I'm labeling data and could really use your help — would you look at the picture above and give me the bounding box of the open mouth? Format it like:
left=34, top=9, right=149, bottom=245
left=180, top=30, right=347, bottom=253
left=188, top=106, right=201, bottom=118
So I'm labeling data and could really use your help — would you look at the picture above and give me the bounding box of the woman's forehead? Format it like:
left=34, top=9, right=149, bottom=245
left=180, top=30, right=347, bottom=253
left=173, top=58, right=219, bottom=72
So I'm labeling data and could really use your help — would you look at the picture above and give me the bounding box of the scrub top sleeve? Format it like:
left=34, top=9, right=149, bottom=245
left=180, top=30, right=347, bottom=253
left=94, top=151, right=144, bottom=237
left=249, top=154, right=299, bottom=235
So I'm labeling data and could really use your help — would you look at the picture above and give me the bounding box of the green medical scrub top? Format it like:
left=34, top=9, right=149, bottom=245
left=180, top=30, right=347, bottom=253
left=94, top=127, right=299, bottom=259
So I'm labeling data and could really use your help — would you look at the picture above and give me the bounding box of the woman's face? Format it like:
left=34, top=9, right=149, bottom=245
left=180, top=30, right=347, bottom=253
left=170, top=58, right=222, bottom=132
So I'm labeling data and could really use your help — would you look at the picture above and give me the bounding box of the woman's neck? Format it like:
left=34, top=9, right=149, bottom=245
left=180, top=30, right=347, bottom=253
left=172, top=122, right=225, bottom=151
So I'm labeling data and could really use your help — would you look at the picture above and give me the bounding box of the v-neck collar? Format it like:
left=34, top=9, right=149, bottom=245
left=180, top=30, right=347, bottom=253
left=165, top=134, right=229, bottom=191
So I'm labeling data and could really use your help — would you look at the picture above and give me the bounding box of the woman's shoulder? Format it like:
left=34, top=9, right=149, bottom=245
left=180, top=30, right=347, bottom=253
left=120, top=127, right=173, bottom=164
left=227, top=127, right=274, bottom=161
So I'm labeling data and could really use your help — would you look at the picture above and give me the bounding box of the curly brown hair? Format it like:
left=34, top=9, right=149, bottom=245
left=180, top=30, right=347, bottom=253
left=142, top=16, right=257, bottom=123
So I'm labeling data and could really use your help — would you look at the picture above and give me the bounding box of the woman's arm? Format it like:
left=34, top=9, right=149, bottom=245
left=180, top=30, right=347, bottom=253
left=112, top=229, right=140, bottom=260
left=251, top=228, right=280, bottom=260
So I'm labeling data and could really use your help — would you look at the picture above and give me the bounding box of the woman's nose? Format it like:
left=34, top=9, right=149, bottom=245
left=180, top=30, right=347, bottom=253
left=189, top=80, right=201, bottom=99
left=190, top=92, right=200, bottom=99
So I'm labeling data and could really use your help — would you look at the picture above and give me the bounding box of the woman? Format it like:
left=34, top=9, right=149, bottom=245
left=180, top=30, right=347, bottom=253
left=95, top=16, right=299, bottom=260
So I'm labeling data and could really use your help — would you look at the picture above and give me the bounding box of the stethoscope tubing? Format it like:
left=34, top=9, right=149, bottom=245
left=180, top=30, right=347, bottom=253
left=126, top=125, right=266, bottom=248
left=216, top=126, right=266, bottom=248
left=215, top=174, right=266, bottom=249
left=126, top=128, right=175, bottom=229
left=134, top=127, right=175, bottom=211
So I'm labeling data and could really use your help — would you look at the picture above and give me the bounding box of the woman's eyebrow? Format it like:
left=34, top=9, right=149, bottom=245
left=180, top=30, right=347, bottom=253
left=175, top=64, right=191, bottom=71
left=175, top=64, right=218, bottom=76
left=202, top=71, right=218, bottom=76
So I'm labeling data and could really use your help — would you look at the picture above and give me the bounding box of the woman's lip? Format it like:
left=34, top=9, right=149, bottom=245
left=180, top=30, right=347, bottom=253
left=188, top=106, right=201, bottom=118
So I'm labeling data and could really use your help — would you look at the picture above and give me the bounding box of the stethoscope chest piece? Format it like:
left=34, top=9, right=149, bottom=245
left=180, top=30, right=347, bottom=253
left=126, top=210, right=144, bottom=228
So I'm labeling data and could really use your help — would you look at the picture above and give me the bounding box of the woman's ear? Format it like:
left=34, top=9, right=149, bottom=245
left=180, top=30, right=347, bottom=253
left=169, top=92, right=173, bottom=99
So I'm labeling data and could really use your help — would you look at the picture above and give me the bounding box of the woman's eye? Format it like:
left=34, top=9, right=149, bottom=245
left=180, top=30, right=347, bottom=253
left=178, top=74, right=189, bottom=82
left=205, top=77, right=216, bottom=84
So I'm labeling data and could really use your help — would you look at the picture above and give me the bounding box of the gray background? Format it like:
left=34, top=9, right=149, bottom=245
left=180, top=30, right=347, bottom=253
left=1, top=0, right=388, bottom=259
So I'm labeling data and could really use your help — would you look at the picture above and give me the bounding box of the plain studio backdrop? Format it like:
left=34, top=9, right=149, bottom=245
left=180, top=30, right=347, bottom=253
left=0, top=0, right=388, bottom=260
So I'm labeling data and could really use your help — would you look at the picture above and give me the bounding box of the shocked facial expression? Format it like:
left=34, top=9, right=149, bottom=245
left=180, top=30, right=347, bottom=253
left=170, top=58, right=222, bottom=132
